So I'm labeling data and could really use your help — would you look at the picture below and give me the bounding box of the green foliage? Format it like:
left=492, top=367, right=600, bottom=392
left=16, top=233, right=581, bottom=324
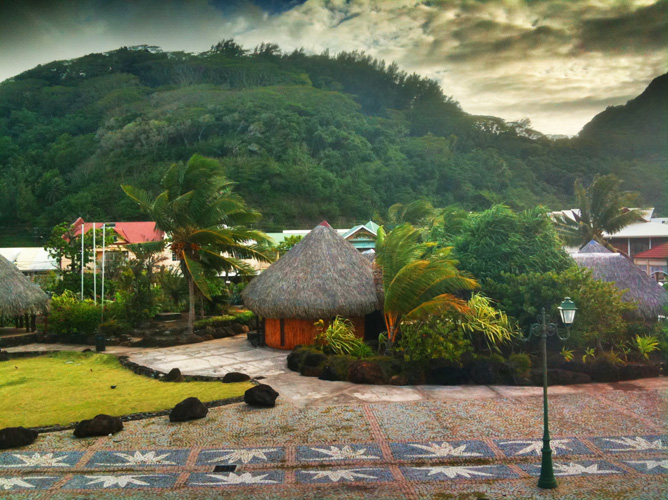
left=459, top=294, right=518, bottom=349
left=98, top=319, right=131, bottom=337
left=325, top=355, right=355, bottom=380
left=582, top=347, right=596, bottom=363
left=230, top=310, right=256, bottom=325
left=508, top=353, right=532, bottom=377
left=399, top=318, right=473, bottom=363
left=122, top=153, right=271, bottom=334
left=275, top=235, right=303, bottom=255
left=314, top=317, right=369, bottom=357
left=454, top=205, right=572, bottom=282
left=553, top=174, right=645, bottom=249
left=635, top=335, right=660, bottom=359
left=113, top=248, right=163, bottom=327
left=375, top=223, right=478, bottom=350
left=560, top=346, right=574, bottom=363
left=49, top=291, right=101, bottom=335
left=193, top=315, right=236, bottom=330
left=1, top=42, right=662, bottom=240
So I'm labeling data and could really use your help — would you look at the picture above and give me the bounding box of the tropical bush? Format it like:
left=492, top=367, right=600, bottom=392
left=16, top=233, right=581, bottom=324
left=314, top=317, right=370, bottom=357
left=399, top=318, right=473, bottom=363
left=193, top=313, right=255, bottom=330
left=635, top=335, right=660, bottom=359
left=49, top=291, right=101, bottom=336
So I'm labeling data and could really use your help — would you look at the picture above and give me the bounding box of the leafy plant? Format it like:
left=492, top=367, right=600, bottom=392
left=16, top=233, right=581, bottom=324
left=49, top=290, right=101, bottom=336
left=398, top=318, right=473, bottom=363
left=508, top=353, right=532, bottom=377
left=458, top=294, right=518, bottom=349
left=635, top=335, right=660, bottom=359
left=560, top=346, right=574, bottom=363
left=375, top=223, right=477, bottom=352
left=582, top=347, right=596, bottom=364
left=314, top=317, right=369, bottom=357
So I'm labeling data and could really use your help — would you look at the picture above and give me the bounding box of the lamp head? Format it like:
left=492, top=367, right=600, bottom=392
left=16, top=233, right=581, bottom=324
left=558, top=297, right=577, bottom=325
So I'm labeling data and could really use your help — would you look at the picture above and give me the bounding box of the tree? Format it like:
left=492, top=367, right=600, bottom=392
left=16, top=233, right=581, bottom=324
left=374, top=223, right=478, bottom=353
left=122, top=154, right=272, bottom=335
left=554, top=174, right=645, bottom=250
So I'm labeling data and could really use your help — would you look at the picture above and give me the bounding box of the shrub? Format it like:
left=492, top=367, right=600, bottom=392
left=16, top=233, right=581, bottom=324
left=49, top=291, right=101, bottom=336
left=634, top=335, right=660, bottom=360
left=99, top=320, right=131, bottom=337
left=325, top=355, right=355, bottom=380
left=314, top=317, right=369, bottom=356
left=193, top=315, right=236, bottom=330
left=508, top=353, right=531, bottom=377
left=399, top=318, right=472, bottom=363
left=231, top=310, right=256, bottom=325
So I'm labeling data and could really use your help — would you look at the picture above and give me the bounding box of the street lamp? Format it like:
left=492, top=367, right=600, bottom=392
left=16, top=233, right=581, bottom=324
left=523, top=297, right=577, bottom=489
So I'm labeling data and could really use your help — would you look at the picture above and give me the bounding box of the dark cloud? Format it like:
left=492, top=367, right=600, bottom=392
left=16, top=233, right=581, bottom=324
left=576, top=0, right=668, bottom=53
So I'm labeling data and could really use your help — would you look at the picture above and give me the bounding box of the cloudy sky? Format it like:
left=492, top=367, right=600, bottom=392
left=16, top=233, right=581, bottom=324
left=0, top=0, right=666, bottom=135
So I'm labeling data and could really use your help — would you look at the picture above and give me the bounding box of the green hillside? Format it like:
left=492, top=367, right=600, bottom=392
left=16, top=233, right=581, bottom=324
left=0, top=42, right=665, bottom=240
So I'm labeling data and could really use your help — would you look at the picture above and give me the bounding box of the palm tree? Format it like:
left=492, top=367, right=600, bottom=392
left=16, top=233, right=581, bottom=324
left=122, top=154, right=272, bottom=335
left=374, top=223, right=478, bottom=352
left=555, top=174, right=645, bottom=250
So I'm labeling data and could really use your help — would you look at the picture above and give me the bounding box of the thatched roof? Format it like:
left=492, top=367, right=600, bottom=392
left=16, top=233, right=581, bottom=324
left=573, top=241, right=667, bottom=320
left=0, top=253, right=49, bottom=316
left=242, top=222, right=381, bottom=319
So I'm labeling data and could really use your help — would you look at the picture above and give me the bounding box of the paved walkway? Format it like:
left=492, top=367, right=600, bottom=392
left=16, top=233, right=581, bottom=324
left=3, top=337, right=667, bottom=498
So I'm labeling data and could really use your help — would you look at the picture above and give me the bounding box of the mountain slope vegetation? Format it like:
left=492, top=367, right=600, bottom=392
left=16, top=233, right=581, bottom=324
left=0, top=42, right=665, bottom=243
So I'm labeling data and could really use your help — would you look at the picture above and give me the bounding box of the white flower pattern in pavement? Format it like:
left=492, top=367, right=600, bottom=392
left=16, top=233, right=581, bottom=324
left=553, top=463, right=618, bottom=476
left=84, top=475, right=154, bottom=488
left=406, top=442, right=482, bottom=458
left=625, top=460, right=668, bottom=471
left=7, top=453, right=71, bottom=467
left=414, top=466, right=493, bottom=478
left=301, top=469, right=378, bottom=482
left=0, top=477, right=52, bottom=490
left=98, top=451, right=176, bottom=466
left=203, top=448, right=279, bottom=464
left=499, top=439, right=573, bottom=456
left=192, top=472, right=278, bottom=485
left=604, top=437, right=666, bottom=452
left=308, top=445, right=380, bottom=461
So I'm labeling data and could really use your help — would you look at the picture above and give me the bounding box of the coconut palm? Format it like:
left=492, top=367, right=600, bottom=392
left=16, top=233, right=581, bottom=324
left=374, top=223, right=478, bottom=352
left=555, top=174, right=645, bottom=250
left=122, top=154, right=272, bottom=335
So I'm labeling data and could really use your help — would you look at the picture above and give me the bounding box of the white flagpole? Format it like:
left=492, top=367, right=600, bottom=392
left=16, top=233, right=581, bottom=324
left=93, top=223, right=97, bottom=304
left=101, top=223, right=106, bottom=321
left=80, top=221, right=85, bottom=301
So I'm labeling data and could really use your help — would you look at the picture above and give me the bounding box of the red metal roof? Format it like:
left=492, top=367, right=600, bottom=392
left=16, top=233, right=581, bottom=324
left=71, top=221, right=163, bottom=244
left=634, top=242, right=668, bottom=259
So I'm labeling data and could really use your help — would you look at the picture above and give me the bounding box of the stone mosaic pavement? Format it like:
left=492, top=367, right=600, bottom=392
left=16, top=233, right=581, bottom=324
left=4, top=337, right=668, bottom=498
left=1, top=381, right=666, bottom=499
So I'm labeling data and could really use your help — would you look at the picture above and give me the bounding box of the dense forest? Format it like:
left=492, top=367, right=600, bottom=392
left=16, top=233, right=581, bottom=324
left=0, top=41, right=665, bottom=244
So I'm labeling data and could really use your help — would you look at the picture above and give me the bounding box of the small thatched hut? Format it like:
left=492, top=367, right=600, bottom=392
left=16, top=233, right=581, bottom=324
left=0, top=253, right=49, bottom=319
left=242, top=222, right=382, bottom=349
left=573, top=240, right=667, bottom=320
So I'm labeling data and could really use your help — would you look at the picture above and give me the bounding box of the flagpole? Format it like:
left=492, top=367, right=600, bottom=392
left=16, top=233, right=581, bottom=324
left=80, top=221, right=85, bottom=301
left=93, top=223, right=97, bottom=304
left=101, top=223, right=106, bottom=321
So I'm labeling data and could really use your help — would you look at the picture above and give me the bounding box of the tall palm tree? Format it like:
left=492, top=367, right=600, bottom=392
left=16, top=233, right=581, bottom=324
left=122, top=154, right=272, bottom=334
left=374, top=223, right=478, bottom=352
left=555, top=174, right=645, bottom=250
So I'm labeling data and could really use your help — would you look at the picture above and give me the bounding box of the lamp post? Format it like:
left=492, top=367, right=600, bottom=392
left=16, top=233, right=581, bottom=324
left=524, top=297, right=577, bottom=489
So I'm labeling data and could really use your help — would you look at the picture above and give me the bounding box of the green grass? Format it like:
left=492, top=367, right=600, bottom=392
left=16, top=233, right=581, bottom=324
left=0, top=351, right=253, bottom=428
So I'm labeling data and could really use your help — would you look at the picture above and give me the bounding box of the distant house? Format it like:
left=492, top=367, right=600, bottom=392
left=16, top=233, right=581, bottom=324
left=0, top=248, right=58, bottom=278
left=634, top=243, right=668, bottom=283
left=553, top=208, right=668, bottom=258
left=267, top=221, right=380, bottom=253
left=65, top=218, right=180, bottom=270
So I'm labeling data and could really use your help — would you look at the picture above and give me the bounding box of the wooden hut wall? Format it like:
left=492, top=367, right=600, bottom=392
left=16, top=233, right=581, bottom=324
left=264, top=317, right=365, bottom=350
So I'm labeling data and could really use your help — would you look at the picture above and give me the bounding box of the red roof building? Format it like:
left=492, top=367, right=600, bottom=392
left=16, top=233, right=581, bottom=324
left=70, top=219, right=163, bottom=244
left=634, top=242, right=668, bottom=282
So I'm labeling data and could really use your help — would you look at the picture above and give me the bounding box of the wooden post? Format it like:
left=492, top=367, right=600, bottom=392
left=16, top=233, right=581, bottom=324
left=25, top=313, right=30, bottom=332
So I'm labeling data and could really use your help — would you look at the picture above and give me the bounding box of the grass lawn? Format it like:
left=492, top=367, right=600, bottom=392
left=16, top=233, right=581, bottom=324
left=0, top=351, right=253, bottom=428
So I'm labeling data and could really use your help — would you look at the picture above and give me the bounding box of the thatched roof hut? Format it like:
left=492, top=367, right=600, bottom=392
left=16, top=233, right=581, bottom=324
left=242, top=222, right=381, bottom=349
left=0, top=253, right=49, bottom=316
left=573, top=240, right=667, bottom=320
